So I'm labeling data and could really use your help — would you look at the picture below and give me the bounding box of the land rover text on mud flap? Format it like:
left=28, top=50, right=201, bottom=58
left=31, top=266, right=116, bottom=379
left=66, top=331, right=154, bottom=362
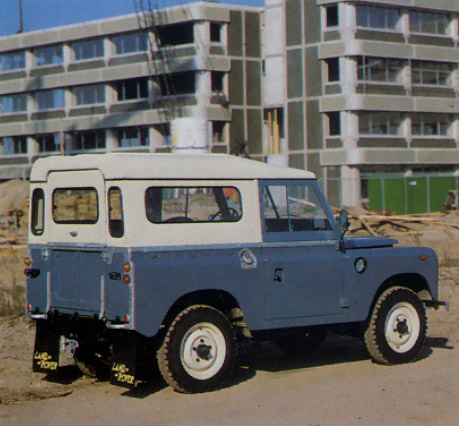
left=25, top=153, right=447, bottom=393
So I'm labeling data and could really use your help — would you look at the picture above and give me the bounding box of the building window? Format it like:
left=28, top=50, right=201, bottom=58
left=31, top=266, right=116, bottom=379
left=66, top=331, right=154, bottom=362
left=211, top=72, right=224, bottom=92
left=212, top=121, right=226, bottom=144
left=35, top=89, right=65, bottom=110
left=74, top=130, right=105, bottom=151
left=118, top=127, right=149, bottom=148
left=159, top=72, right=196, bottom=96
left=328, top=112, right=341, bottom=136
left=1, top=136, right=27, bottom=155
left=0, top=51, right=25, bottom=72
left=72, top=39, right=104, bottom=61
left=412, top=114, right=450, bottom=137
left=264, top=108, right=284, bottom=154
left=412, top=61, right=453, bottom=86
left=210, top=23, right=222, bottom=42
left=326, top=5, right=339, bottom=27
left=357, top=57, right=404, bottom=83
left=0, top=94, right=27, bottom=114
left=116, top=78, right=148, bottom=101
left=34, top=45, right=63, bottom=66
left=359, top=112, right=401, bottom=135
left=356, top=5, right=399, bottom=30
left=326, top=58, right=340, bottom=82
left=37, top=134, right=62, bottom=153
left=73, top=84, right=105, bottom=106
left=409, top=10, right=449, bottom=35
left=113, top=32, right=148, bottom=55
left=157, top=23, right=194, bottom=46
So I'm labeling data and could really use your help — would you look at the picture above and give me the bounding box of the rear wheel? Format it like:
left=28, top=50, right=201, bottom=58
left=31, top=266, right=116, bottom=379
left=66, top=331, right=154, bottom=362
left=157, top=305, right=236, bottom=393
left=364, top=287, right=426, bottom=365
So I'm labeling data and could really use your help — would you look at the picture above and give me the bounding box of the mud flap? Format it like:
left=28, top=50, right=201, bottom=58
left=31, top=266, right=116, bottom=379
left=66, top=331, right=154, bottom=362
left=110, top=332, right=138, bottom=388
left=33, top=320, right=60, bottom=373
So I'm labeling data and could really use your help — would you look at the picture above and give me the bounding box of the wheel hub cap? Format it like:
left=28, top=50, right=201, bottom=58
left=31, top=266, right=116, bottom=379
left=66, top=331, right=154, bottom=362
left=385, top=302, right=420, bottom=353
left=180, top=322, right=226, bottom=380
left=193, top=343, right=213, bottom=361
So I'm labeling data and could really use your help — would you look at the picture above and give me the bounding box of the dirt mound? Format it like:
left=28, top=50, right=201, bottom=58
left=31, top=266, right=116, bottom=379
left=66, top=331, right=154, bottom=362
left=0, top=179, right=29, bottom=217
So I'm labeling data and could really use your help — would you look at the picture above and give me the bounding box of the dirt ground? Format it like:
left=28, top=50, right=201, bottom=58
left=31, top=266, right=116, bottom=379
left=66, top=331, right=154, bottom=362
left=0, top=288, right=457, bottom=425
left=0, top=180, right=458, bottom=424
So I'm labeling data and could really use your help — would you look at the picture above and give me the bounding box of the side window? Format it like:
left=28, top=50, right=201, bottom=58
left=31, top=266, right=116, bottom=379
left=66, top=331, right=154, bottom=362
left=262, top=184, right=330, bottom=233
left=31, top=188, right=45, bottom=236
left=145, top=186, right=242, bottom=224
left=108, top=187, right=124, bottom=238
left=52, top=187, right=98, bottom=224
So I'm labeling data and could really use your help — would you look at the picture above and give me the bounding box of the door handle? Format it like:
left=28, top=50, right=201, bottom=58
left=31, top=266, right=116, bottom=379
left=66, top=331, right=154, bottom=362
left=274, top=268, right=284, bottom=283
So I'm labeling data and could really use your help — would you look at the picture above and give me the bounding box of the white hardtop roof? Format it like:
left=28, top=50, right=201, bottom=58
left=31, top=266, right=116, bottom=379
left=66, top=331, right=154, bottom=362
left=30, top=153, right=315, bottom=182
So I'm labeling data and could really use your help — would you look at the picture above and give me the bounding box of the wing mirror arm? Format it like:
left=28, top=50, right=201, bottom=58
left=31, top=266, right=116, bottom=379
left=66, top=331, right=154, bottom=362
left=338, top=210, right=349, bottom=252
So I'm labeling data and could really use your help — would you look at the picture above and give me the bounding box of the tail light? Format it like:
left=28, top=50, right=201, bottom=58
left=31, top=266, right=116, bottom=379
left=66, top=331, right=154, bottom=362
left=24, top=257, right=32, bottom=266
left=123, top=262, right=131, bottom=284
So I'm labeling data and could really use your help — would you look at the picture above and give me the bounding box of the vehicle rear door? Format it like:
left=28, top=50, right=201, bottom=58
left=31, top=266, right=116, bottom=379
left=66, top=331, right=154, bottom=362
left=46, top=170, right=106, bottom=315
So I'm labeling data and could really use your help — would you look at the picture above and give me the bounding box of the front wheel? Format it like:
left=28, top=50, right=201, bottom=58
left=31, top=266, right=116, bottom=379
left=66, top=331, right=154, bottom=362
left=157, top=305, right=236, bottom=393
left=364, top=287, right=427, bottom=365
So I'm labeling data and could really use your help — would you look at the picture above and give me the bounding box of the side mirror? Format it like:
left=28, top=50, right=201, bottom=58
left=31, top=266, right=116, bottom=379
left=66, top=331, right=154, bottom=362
left=339, top=210, right=349, bottom=233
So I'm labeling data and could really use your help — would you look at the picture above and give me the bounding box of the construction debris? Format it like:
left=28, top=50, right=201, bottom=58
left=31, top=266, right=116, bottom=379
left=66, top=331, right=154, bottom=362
left=346, top=207, right=459, bottom=238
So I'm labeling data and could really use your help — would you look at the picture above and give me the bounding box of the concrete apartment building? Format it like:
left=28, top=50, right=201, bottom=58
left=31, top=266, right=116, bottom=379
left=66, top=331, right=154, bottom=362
left=0, top=2, right=263, bottom=178
left=267, top=0, right=459, bottom=212
left=1, top=0, right=459, bottom=213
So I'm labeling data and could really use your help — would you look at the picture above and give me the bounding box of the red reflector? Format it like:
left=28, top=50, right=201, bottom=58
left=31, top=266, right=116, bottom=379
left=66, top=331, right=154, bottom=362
left=124, top=314, right=130, bottom=323
left=123, top=274, right=131, bottom=284
left=419, top=256, right=427, bottom=261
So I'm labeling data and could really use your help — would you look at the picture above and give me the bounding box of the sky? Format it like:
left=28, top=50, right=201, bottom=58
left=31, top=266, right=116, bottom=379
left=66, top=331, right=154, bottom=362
left=0, top=0, right=265, bottom=37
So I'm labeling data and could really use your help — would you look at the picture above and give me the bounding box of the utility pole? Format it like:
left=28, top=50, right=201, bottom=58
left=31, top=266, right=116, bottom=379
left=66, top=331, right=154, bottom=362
left=18, top=0, right=23, bottom=33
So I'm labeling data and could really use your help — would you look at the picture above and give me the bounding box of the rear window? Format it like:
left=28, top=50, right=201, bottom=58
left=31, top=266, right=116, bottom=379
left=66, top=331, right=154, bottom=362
left=145, top=186, right=242, bottom=223
left=52, top=187, right=98, bottom=224
left=108, top=186, right=124, bottom=238
left=31, top=188, right=45, bottom=236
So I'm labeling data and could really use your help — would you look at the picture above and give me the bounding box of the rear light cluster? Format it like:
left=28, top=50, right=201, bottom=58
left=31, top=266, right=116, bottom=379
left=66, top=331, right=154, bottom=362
left=123, top=262, right=131, bottom=284
left=122, top=263, right=132, bottom=323
left=24, top=257, right=32, bottom=276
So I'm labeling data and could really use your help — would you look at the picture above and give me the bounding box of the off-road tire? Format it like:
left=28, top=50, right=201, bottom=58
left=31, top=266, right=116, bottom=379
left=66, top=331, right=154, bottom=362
left=157, top=305, right=236, bottom=393
left=364, top=287, right=427, bottom=365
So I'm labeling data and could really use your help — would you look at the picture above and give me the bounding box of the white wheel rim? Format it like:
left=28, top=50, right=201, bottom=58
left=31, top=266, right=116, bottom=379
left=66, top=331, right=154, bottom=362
left=384, top=302, right=420, bottom=353
left=180, top=322, right=226, bottom=380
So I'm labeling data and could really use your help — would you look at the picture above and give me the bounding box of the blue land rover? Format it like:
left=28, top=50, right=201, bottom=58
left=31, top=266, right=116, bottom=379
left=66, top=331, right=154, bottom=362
left=25, top=153, right=445, bottom=393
